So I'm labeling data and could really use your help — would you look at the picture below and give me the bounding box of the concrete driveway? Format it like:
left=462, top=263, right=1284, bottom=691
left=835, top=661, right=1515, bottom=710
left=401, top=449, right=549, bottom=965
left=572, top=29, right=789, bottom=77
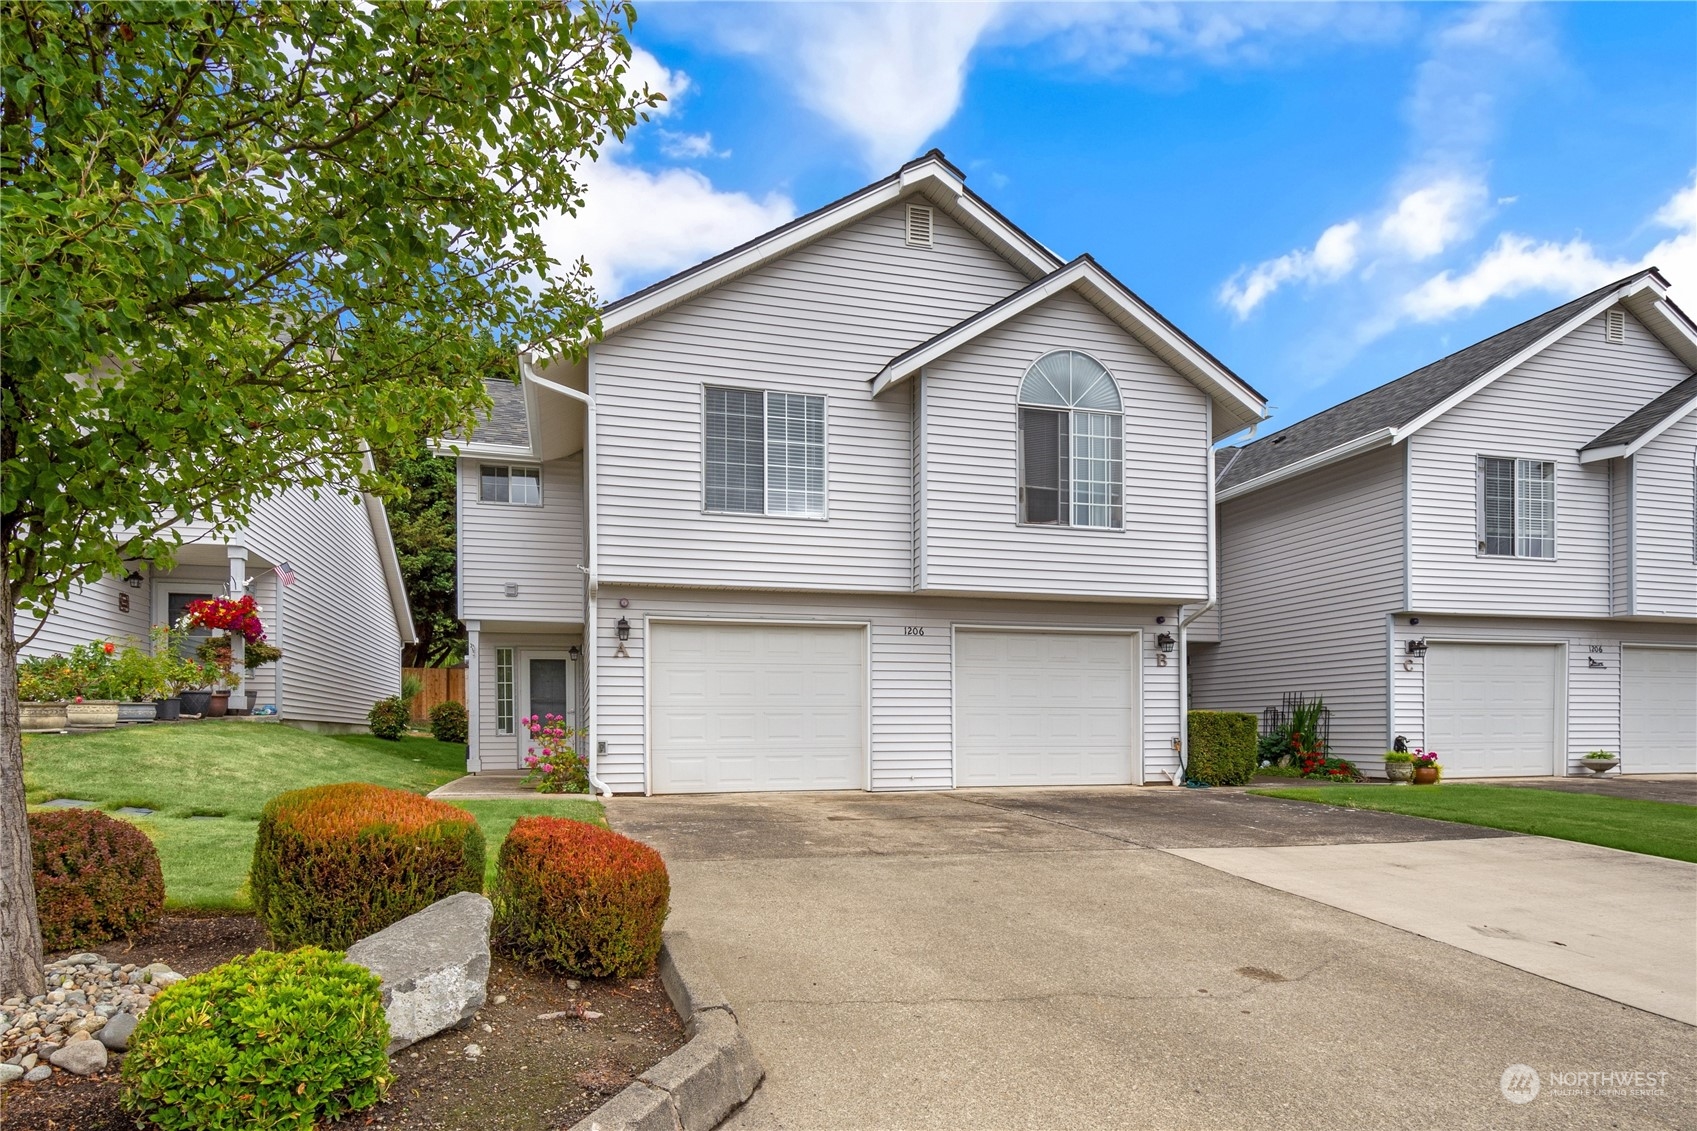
left=609, top=789, right=1696, bottom=1130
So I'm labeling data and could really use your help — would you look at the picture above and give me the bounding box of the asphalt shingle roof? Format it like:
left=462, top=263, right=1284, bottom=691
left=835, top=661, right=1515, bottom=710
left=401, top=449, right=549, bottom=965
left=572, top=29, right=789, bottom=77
left=463, top=378, right=530, bottom=447
left=1582, top=373, right=1697, bottom=453
left=1217, top=269, right=1662, bottom=492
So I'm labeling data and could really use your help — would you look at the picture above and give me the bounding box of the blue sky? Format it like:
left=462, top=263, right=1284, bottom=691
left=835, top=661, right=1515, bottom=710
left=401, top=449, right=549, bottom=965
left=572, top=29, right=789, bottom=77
left=540, top=2, right=1697, bottom=431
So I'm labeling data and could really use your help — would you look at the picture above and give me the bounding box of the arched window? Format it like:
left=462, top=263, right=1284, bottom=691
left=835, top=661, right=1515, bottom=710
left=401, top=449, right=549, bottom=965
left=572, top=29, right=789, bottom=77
left=1017, top=351, right=1123, bottom=528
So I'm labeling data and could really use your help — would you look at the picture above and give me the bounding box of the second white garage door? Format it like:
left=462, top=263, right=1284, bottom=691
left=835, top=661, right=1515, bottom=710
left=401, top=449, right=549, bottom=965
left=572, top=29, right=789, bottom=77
left=1622, top=646, right=1697, bottom=775
left=650, top=622, right=866, bottom=794
left=954, top=630, right=1139, bottom=787
left=1426, top=642, right=1561, bottom=777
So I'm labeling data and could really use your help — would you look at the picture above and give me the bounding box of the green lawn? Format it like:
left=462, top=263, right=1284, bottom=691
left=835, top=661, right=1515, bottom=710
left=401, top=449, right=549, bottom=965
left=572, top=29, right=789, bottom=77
left=24, top=721, right=603, bottom=909
left=1251, top=783, right=1697, bottom=863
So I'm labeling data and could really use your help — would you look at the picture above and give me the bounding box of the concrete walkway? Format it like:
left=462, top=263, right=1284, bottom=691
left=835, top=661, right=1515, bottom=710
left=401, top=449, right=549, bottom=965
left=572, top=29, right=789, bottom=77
left=425, top=773, right=594, bottom=801
left=610, top=789, right=1696, bottom=1130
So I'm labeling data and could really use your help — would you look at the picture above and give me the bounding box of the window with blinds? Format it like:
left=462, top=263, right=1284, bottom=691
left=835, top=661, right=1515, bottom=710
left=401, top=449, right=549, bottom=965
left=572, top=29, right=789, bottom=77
left=1479, top=456, right=1555, bottom=558
left=1017, top=351, right=1123, bottom=529
left=704, top=386, right=826, bottom=518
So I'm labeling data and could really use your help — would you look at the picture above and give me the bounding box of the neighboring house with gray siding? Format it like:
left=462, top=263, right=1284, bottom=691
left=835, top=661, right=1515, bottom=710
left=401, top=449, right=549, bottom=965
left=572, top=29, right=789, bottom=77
left=441, top=151, right=1266, bottom=793
left=17, top=485, right=415, bottom=729
left=1191, top=269, right=1697, bottom=779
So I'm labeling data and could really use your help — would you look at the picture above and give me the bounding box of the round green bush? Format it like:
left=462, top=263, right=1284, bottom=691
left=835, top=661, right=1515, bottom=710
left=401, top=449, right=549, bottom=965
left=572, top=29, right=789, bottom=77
left=429, top=699, right=469, bottom=744
left=29, top=808, right=164, bottom=950
left=492, top=816, right=668, bottom=979
left=251, top=783, right=484, bottom=948
left=121, top=947, right=392, bottom=1131
left=366, top=695, right=409, bottom=739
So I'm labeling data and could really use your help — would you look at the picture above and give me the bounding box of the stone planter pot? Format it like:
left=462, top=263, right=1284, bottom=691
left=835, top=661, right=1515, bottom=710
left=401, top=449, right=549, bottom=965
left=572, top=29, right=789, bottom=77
left=1581, top=758, right=1619, bottom=775
left=1412, top=766, right=1440, bottom=786
left=117, top=701, right=158, bottom=724
left=179, top=689, right=212, bottom=716
left=207, top=690, right=231, bottom=718
left=1385, top=762, right=1414, bottom=783
left=20, top=701, right=68, bottom=733
left=65, top=700, right=120, bottom=729
left=154, top=697, right=182, bottom=722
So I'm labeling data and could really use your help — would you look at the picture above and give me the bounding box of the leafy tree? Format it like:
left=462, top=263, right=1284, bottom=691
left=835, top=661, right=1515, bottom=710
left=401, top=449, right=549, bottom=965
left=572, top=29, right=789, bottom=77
left=1, top=1, right=656, bottom=997
left=377, top=445, right=465, bottom=668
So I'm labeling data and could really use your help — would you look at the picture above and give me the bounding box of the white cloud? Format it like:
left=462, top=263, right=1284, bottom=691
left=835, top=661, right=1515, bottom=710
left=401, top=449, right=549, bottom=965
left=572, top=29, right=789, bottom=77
left=1378, top=177, right=1488, bottom=260
left=625, top=46, right=690, bottom=116
left=660, top=130, right=729, bottom=160
left=1219, top=221, right=1361, bottom=319
left=1401, top=174, right=1697, bottom=321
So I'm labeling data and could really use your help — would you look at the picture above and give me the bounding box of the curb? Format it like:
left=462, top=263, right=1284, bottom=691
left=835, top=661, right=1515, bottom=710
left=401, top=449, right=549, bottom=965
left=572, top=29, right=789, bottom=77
left=570, top=931, right=763, bottom=1131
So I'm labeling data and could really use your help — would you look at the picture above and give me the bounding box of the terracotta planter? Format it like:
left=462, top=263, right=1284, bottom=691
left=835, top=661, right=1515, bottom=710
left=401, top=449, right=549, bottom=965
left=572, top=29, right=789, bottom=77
left=117, top=701, right=158, bottom=724
left=154, top=697, right=182, bottom=722
left=207, top=690, right=231, bottom=718
left=1412, top=766, right=1440, bottom=786
left=1385, top=762, right=1414, bottom=783
left=20, top=701, right=68, bottom=733
left=179, top=689, right=212, bottom=716
left=65, top=700, right=120, bottom=729
left=1582, top=758, right=1619, bottom=775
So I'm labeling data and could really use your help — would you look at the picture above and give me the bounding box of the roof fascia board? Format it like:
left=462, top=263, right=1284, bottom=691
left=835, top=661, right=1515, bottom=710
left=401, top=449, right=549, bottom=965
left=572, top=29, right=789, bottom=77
left=1217, top=428, right=1398, bottom=502
left=427, top=440, right=536, bottom=460
left=1577, top=393, right=1697, bottom=464
left=357, top=448, right=417, bottom=645
left=1621, top=292, right=1697, bottom=372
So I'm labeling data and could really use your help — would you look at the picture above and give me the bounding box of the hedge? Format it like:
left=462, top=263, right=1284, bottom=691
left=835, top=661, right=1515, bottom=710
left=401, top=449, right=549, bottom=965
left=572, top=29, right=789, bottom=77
left=29, top=808, right=165, bottom=950
left=251, top=783, right=483, bottom=948
left=492, top=817, right=668, bottom=979
left=429, top=700, right=469, bottom=744
left=1186, top=710, right=1259, bottom=786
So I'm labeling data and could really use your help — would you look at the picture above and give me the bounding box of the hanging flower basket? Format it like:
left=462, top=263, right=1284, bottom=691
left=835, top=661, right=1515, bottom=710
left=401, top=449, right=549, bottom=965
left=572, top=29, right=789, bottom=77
left=182, top=595, right=268, bottom=644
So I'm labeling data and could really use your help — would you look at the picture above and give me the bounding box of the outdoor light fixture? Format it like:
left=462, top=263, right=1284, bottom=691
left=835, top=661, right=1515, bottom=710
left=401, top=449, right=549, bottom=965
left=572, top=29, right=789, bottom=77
left=568, top=645, right=582, bottom=662
left=613, top=617, right=631, bottom=659
left=1406, top=639, right=1428, bottom=656
left=123, top=569, right=144, bottom=590
left=1156, top=632, right=1176, bottom=654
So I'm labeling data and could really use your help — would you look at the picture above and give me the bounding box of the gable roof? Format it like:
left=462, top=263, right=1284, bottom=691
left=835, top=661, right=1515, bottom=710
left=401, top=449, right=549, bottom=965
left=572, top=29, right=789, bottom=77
left=872, top=255, right=1266, bottom=439
left=1579, top=373, right=1697, bottom=462
left=1218, top=268, right=1692, bottom=498
left=589, top=151, right=1063, bottom=342
left=433, top=377, right=534, bottom=459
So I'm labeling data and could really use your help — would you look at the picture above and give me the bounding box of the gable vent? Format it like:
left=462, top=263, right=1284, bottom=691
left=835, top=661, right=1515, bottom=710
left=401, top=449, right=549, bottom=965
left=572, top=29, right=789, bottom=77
left=905, top=203, right=934, bottom=248
left=1604, top=308, right=1626, bottom=343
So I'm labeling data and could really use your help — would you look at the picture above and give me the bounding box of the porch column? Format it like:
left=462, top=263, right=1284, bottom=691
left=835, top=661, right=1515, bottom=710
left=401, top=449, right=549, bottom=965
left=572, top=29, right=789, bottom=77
left=464, top=620, right=481, bottom=773
left=226, top=544, right=248, bottom=669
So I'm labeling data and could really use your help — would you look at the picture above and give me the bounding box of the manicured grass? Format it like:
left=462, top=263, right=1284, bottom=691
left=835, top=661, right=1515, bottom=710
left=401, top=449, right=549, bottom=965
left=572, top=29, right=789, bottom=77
left=24, top=722, right=604, bottom=909
left=1251, top=784, right=1697, bottom=863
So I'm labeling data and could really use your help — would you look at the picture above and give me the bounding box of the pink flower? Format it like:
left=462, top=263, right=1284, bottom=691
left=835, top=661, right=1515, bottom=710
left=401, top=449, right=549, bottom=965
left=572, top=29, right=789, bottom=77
left=540, top=764, right=554, bottom=774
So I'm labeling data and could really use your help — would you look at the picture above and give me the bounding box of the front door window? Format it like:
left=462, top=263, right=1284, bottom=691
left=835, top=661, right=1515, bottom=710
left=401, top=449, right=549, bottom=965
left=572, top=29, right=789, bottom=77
left=166, top=592, right=215, bottom=656
left=528, top=658, right=571, bottom=727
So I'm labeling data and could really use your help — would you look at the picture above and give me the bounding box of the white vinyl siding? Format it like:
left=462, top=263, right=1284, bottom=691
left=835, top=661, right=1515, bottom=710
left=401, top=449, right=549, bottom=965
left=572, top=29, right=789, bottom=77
left=458, top=455, right=584, bottom=623
left=1189, top=445, right=1406, bottom=774
left=591, top=202, right=1033, bottom=592
left=591, top=588, right=1179, bottom=793
left=1410, top=308, right=1692, bottom=615
left=1629, top=413, right=1697, bottom=617
left=920, top=291, right=1211, bottom=599
left=1620, top=646, right=1697, bottom=774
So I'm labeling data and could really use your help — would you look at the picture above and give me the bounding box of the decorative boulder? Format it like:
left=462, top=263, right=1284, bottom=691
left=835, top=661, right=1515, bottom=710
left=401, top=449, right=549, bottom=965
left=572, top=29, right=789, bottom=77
left=345, top=891, right=492, bottom=1053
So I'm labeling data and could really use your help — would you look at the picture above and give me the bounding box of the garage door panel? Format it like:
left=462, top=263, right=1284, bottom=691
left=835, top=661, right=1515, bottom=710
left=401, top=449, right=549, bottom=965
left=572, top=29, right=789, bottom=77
left=1623, top=647, right=1697, bottom=775
left=651, top=622, right=866, bottom=794
left=1427, top=643, right=1559, bottom=778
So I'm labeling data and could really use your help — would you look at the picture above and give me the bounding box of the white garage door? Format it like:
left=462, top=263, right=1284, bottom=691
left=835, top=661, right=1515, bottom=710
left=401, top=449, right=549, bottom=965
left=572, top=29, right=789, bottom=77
left=1622, top=646, right=1697, bottom=775
left=650, top=622, right=865, bottom=793
left=955, top=630, right=1138, bottom=787
left=1426, top=642, right=1561, bottom=777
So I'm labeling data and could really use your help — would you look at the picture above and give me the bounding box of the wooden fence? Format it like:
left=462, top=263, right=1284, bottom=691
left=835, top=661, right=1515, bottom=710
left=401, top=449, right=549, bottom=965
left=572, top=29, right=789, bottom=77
left=403, top=666, right=466, bottom=722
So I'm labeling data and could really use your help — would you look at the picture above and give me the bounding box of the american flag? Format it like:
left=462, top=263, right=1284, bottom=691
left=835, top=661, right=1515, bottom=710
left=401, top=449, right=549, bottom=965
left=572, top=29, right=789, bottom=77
left=272, top=561, right=298, bottom=587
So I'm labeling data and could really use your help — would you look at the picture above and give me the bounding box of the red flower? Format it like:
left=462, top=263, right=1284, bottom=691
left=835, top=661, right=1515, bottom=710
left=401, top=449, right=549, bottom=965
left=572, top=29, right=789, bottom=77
left=101, top=641, right=114, bottom=654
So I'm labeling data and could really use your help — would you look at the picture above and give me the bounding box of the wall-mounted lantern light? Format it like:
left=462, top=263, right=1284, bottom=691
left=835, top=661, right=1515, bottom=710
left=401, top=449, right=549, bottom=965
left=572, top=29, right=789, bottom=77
left=568, top=645, right=582, bottom=662
left=614, top=616, right=631, bottom=659
left=1405, top=639, right=1428, bottom=656
left=123, top=569, right=144, bottom=590
left=1156, top=632, right=1176, bottom=654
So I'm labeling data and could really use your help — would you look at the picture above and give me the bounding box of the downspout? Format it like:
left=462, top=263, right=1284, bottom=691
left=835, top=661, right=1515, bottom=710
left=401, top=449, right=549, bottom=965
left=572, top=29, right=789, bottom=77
left=521, top=357, right=612, bottom=799
left=1174, top=404, right=1223, bottom=785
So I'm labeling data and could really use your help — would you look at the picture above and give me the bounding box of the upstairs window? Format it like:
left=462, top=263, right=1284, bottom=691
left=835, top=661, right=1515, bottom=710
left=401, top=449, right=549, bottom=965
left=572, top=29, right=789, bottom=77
left=1479, top=456, right=1555, bottom=558
left=704, top=386, right=826, bottom=518
left=1018, top=351, right=1123, bottom=529
left=480, top=464, right=541, bottom=505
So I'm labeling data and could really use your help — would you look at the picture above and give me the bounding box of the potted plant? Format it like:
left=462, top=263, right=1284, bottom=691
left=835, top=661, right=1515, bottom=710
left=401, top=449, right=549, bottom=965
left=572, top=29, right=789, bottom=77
left=64, top=640, right=122, bottom=729
left=18, top=655, right=72, bottom=732
left=1581, top=750, right=1620, bottom=775
left=195, top=635, right=240, bottom=717
left=146, top=624, right=188, bottom=720
left=239, top=639, right=283, bottom=713
left=1383, top=750, right=1415, bottom=783
left=1411, top=748, right=1442, bottom=785
left=112, top=638, right=169, bottom=723
left=182, top=596, right=268, bottom=718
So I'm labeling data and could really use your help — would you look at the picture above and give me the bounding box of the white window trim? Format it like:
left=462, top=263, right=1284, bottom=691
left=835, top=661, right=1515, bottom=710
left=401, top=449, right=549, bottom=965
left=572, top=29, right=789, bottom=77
left=1014, top=351, right=1125, bottom=532
left=700, top=384, right=830, bottom=521
left=514, top=648, right=578, bottom=766
left=477, top=463, right=543, bottom=507
left=1475, top=454, right=1558, bottom=560
left=494, top=646, right=515, bottom=735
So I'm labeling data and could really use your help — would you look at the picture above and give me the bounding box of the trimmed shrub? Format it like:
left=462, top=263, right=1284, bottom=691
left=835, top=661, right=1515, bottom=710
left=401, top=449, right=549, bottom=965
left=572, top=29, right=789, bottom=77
left=430, top=699, right=469, bottom=744
left=121, top=947, right=391, bottom=1131
left=367, top=696, right=409, bottom=740
left=251, top=783, right=484, bottom=948
left=29, top=808, right=164, bottom=950
left=492, top=817, right=668, bottom=979
left=1186, top=710, right=1258, bottom=786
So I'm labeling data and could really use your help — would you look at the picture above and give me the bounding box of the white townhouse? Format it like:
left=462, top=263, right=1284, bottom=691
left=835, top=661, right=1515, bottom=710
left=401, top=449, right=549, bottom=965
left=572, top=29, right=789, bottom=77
left=1190, top=269, right=1697, bottom=779
left=443, top=151, right=1266, bottom=794
left=19, top=485, right=415, bottom=729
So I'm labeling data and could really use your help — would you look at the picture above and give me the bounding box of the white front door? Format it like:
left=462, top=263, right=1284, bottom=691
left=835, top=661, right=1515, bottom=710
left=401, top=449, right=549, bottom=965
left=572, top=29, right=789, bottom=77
left=1426, top=642, right=1561, bottom=777
left=517, top=651, right=576, bottom=765
left=954, top=629, right=1139, bottom=787
left=649, top=621, right=866, bottom=794
left=1622, top=646, right=1697, bottom=774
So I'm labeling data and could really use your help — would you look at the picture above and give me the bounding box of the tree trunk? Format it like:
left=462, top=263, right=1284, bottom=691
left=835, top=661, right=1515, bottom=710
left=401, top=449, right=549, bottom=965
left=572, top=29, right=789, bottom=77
left=0, top=579, right=45, bottom=998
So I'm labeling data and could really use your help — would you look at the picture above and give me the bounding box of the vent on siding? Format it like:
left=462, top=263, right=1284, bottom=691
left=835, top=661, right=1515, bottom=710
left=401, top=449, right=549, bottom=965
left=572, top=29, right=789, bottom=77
left=905, top=203, right=934, bottom=248
left=1604, top=309, right=1626, bottom=343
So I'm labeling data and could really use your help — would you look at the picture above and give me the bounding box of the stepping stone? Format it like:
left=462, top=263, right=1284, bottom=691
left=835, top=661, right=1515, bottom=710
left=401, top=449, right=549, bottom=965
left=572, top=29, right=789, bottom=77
left=116, top=807, right=155, bottom=816
left=42, top=799, right=96, bottom=808
left=189, top=814, right=223, bottom=821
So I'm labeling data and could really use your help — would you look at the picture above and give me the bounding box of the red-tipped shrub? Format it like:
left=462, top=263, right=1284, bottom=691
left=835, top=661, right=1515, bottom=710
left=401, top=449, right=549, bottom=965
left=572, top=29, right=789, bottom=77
left=29, top=808, right=165, bottom=950
left=251, top=783, right=484, bottom=948
left=492, top=817, right=668, bottom=979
